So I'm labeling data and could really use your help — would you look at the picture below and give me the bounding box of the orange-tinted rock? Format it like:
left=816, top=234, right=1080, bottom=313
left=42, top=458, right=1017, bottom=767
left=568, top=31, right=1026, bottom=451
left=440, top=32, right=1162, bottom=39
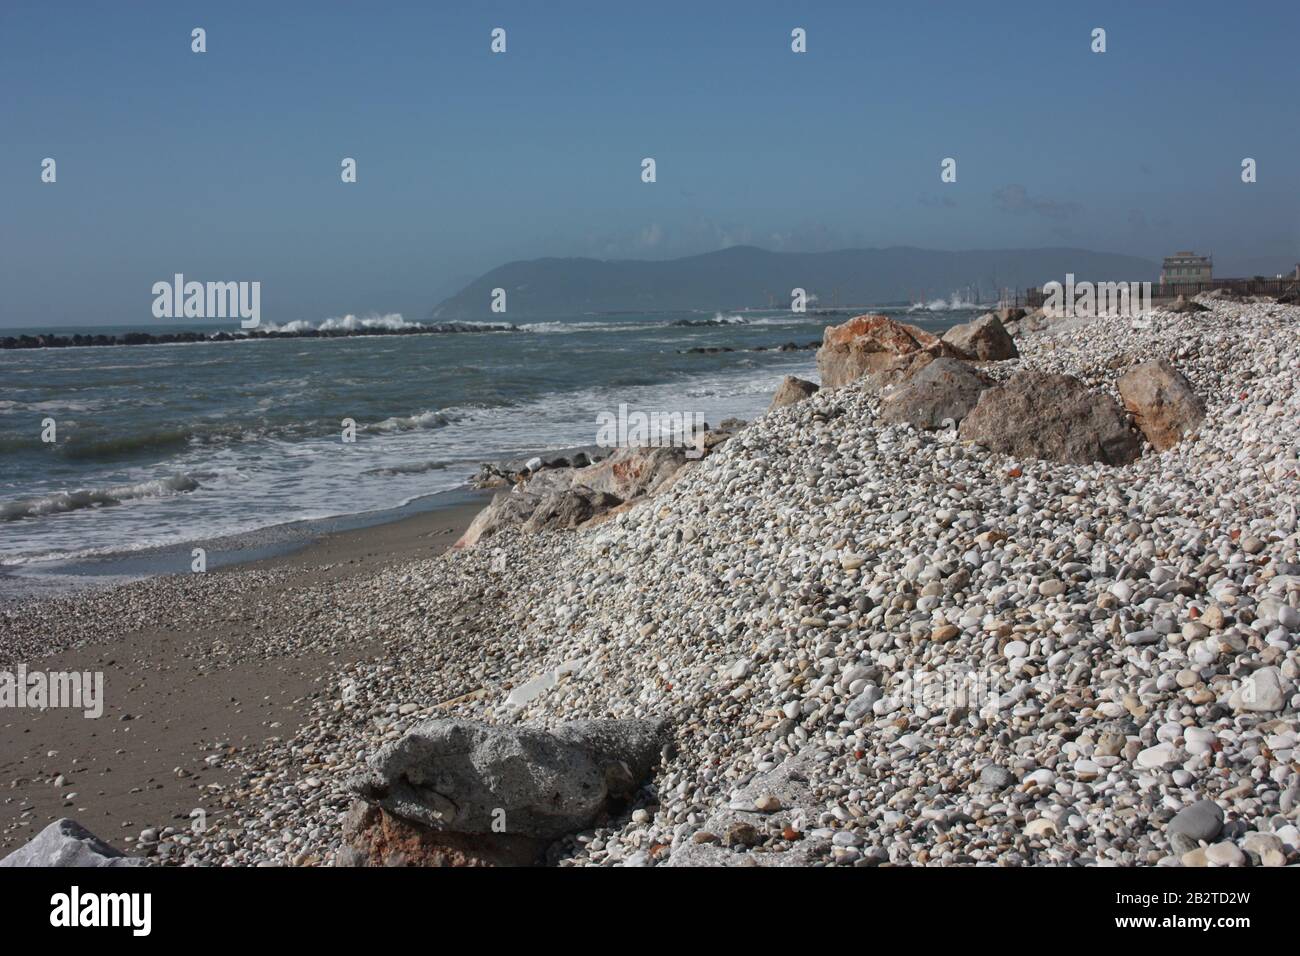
left=1116, top=358, right=1206, bottom=451
left=816, top=314, right=967, bottom=389
left=338, top=802, right=547, bottom=867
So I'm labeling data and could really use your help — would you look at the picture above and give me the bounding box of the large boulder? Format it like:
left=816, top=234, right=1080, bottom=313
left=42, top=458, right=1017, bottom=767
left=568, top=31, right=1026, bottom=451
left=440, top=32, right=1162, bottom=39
left=458, top=438, right=739, bottom=547
left=455, top=485, right=619, bottom=547
left=958, top=371, right=1142, bottom=465
left=816, top=314, right=965, bottom=389
left=769, top=376, right=819, bottom=410
left=941, top=313, right=1019, bottom=361
left=577, top=444, right=695, bottom=500
left=879, top=357, right=989, bottom=430
left=351, top=718, right=668, bottom=842
left=1116, top=358, right=1206, bottom=451
left=520, top=486, right=622, bottom=534
left=0, top=819, right=146, bottom=867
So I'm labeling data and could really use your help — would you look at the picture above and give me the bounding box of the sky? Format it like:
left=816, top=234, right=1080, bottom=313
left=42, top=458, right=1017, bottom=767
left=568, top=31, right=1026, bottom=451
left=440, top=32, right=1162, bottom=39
left=1, top=0, right=1297, bottom=327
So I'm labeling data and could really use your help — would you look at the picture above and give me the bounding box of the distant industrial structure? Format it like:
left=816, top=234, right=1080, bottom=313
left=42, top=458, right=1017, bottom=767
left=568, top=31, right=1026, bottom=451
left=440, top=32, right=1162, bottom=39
left=1160, top=251, right=1213, bottom=287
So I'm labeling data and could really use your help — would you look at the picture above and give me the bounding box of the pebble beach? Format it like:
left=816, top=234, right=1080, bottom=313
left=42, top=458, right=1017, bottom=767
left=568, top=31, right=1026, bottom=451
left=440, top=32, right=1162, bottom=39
left=4, top=296, right=1299, bottom=867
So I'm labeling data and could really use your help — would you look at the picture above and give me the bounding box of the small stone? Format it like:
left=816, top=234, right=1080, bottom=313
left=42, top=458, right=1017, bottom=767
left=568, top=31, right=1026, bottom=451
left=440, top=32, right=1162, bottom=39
left=1168, top=800, right=1223, bottom=853
left=1136, top=743, right=1173, bottom=769
left=1233, top=666, right=1285, bottom=713
left=1024, top=818, right=1056, bottom=838
left=979, top=765, right=1014, bottom=789
left=724, top=822, right=759, bottom=848
left=1204, top=842, right=1245, bottom=866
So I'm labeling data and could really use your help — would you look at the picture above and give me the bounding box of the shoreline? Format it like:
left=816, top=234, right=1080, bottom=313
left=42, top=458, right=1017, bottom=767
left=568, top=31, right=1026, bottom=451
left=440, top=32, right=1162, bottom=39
left=0, top=485, right=492, bottom=603
left=0, top=489, right=488, bottom=854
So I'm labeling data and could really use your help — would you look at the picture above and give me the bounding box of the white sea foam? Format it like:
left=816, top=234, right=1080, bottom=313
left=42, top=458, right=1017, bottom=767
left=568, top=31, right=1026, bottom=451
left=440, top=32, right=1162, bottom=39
left=0, top=474, right=200, bottom=521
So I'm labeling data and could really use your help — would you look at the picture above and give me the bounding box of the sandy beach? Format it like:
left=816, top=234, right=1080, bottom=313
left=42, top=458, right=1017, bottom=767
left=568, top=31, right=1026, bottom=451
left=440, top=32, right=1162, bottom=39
left=0, top=493, right=487, bottom=855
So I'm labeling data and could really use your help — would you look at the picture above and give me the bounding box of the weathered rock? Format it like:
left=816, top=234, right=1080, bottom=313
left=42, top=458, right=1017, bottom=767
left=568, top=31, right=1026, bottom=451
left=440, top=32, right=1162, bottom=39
left=351, top=718, right=668, bottom=841
left=816, top=313, right=965, bottom=389
left=1117, top=358, right=1206, bottom=451
left=879, top=357, right=989, bottom=429
left=941, top=313, right=1019, bottom=360
left=0, top=819, right=147, bottom=867
left=459, top=443, right=704, bottom=546
left=958, top=371, right=1142, bottom=465
left=339, top=801, right=548, bottom=867
left=575, top=445, right=697, bottom=501
left=456, top=489, right=542, bottom=547
left=520, top=486, right=622, bottom=534
left=769, top=376, right=819, bottom=410
left=456, top=485, right=620, bottom=547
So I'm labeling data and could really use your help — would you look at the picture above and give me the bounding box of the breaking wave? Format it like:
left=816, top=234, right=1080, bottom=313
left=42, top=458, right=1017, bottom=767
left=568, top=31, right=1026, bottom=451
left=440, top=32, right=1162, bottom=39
left=1, top=474, right=201, bottom=521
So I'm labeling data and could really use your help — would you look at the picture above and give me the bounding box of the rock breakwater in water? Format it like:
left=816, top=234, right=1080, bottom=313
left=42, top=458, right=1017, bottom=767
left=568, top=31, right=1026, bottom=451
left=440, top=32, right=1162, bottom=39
left=0, top=322, right=518, bottom=350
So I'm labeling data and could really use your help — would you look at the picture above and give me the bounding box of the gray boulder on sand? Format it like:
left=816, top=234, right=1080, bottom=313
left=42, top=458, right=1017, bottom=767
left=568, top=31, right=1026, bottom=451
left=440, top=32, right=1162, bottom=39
left=769, top=375, right=819, bottom=410
left=0, top=818, right=147, bottom=867
left=1116, top=358, right=1206, bottom=451
left=879, top=357, right=989, bottom=430
left=351, top=718, right=668, bottom=841
left=959, top=371, right=1142, bottom=465
left=941, top=313, right=1019, bottom=361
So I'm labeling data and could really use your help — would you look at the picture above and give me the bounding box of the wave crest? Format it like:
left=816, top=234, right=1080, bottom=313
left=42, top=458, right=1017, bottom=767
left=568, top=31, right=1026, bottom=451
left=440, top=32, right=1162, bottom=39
left=1, top=474, right=201, bottom=522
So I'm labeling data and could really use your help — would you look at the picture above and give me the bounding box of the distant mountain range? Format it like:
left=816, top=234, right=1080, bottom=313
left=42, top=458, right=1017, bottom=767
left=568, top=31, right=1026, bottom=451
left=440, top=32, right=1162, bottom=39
left=430, top=245, right=1160, bottom=318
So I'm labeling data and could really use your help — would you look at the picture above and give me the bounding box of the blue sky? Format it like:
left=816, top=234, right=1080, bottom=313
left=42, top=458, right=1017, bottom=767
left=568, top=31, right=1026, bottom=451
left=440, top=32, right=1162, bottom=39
left=2, top=0, right=1297, bottom=326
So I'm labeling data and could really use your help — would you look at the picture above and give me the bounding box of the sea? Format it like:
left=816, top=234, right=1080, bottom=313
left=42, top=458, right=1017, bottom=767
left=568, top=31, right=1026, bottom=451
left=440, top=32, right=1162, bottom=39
left=0, top=305, right=979, bottom=590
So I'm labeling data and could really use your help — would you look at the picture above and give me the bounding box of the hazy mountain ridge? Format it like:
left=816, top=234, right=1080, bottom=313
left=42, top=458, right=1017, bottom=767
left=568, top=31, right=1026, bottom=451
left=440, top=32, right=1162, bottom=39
left=431, top=245, right=1161, bottom=318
